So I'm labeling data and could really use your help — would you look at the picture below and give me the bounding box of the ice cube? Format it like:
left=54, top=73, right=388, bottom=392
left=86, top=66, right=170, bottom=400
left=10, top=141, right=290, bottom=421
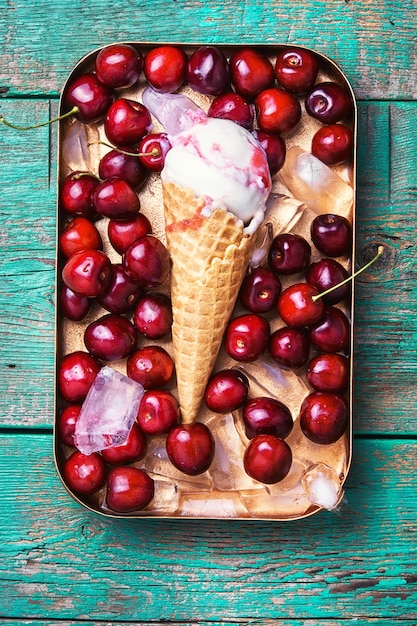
left=279, top=146, right=354, bottom=219
left=61, top=119, right=100, bottom=173
left=301, top=463, right=343, bottom=510
left=74, top=366, right=144, bottom=455
left=142, top=87, right=207, bottom=137
left=179, top=490, right=248, bottom=518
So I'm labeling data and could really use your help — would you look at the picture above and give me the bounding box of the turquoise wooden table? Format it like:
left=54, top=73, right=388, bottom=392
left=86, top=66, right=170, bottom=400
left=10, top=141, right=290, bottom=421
left=1, top=1, right=416, bottom=623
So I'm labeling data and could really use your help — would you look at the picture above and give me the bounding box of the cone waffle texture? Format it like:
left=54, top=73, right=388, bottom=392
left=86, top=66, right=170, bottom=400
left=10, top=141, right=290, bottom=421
left=163, top=181, right=256, bottom=424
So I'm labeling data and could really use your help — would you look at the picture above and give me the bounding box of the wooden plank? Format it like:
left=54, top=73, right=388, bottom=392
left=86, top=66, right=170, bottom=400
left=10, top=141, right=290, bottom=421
left=0, top=99, right=416, bottom=432
left=0, top=0, right=416, bottom=100
left=0, top=433, right=416, bottom=621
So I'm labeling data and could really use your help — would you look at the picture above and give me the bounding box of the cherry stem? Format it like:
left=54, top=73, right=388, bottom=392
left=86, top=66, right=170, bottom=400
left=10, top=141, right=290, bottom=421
left=0, top=106, right=79, bottom=131
left=312, top=245, right=384, bottom=302
left=90, top=140, right=160, bottom=158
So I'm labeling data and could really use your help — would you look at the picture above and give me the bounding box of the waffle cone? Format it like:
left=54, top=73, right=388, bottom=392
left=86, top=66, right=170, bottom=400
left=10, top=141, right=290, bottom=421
left=163, top=181, right=256, bottom=424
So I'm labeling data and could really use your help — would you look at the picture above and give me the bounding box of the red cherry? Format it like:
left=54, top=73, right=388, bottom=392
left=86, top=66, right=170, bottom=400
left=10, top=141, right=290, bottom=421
left=225, top=314, right=270, bottom=362
left=106, top=466, right=154, bottom=513
left=275, top=48, right=319, bottom=94
left=243, top=434, right=292, bottom=484
left=108, top=213, right=152, bottom=255
left=60, top=217, right=103, bottom=257
left=229, top=48, right=274, bottom=100
left=84, top=313, right=138, bottom=361
left=133, top=293, right=172, bottom=339
left=60, top=284, right=92, bottom=321
left=239, top=266, right=282, bottom=314
left=104, top=98, right=152, bottom=147
left=137, top=389, right=180, bottom=436
left=268, top=233, right=311, bottom=275
left=277, top=283, right=325, bottom=328
left=127, top=346, right=174, bottom=389
left=63, top=450, right=107, bottom=496
left=187, top=46, right=230, bottom=96
left=255, top=88, right=301, bottom=134
left=64, top=72, right=115, bottom=124
left=300, top=392, right=348, bottom=444
left=98, top=263, right=143, bottom=314
left=252, top=130, right=286, bottom=175
left=144, top=45, right=188, bottom=92
left=60, top=172, right=99, bottom=219
left=306, top=258, right=351, bottom=305
left=311, top=214, right=353, bottom=257
left=138, top=133, right=172, bottom=172
left=57, top=404, right=81, bottom=447
left=311, top=123, right=353, bottom=165
left=100, top=422, right=147, bottom=465
left=166, top=423, right=215, bottom=476
left=95, top=44, right=143, bottom=89
left=208, top=92, right=254, bottom=129
left=309, top=306, right=350, bottom=353
left=98, top=148, right=148, bottom=189
left=305, top=81, right=353, bottom=124
left=204, top=369, right=249, bottom=413
left=58, top=350, right=101, bottom=403
left=93, top=177, right=140, bottom=220
left=123, top=234, right=170, bottom=288
left=242, top=397, right=293, bottom=439
left=269, top=326, right=310, bottom=368
left=307, top=353, right=349, bottom=393
left=62, top=249, right=111, bottom=298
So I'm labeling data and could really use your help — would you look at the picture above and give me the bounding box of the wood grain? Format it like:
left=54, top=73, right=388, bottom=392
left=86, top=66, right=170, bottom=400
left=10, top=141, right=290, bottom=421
left=0, top=433, right=416, bottom=621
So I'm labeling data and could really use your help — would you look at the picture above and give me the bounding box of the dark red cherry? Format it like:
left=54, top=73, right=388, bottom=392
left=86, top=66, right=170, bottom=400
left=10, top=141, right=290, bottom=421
left=104, top=98, right=152, bottom=147
left=204, top=369, right=249, bottom=413
left=133, top=293, right=172, bottom=339
left=58, top=351, right=101, bottom=403
left=208, top=92, right=254, bottom=129
left=311, top=214, right=353, bottom=257
left=137, top=389, right=180, bottom=436
left=138, top=133, right=172, bottom=172
left=64, top=73, right=115, bottom=124
left=60, top=217, right=103, bottom=258
left=98, top=263, right=143, bottom=314
left=306, top=258, right=351, bottom=305
left=63, top=450, right=107, bottom=496
left=224, top=314, right=270, bottom=362
left=311, top=123, right=353, bottom=165
left=127, top=346, right=174, bottom=389
left=95, top=44, right=143, bottom=89
left=277, top=283, right=325, bottom=328
left=98, top=148, right=148, bottom=189
left=255, top=88, right=302, bottom=134
left=60, top=172, right=99, bottom=219
left=243, top=434, right=292, bottom=484
left=144, top=45, right=188, bottom=92
left=166, top=423, right=215, bottom=475
left=242, top=397, right=293, bottom=439
left=108, top=213, right=152, bottom=255
left=106, top=466, right=154, bottom=512
left=187, top=46, right=230, bottom=96
left=123, top=234, right=170, bottom=287
left=239, top=266, right=282, bottom=313
left=62, top=249, right=111, bottom=298
left=84, top=313, right=138, bottom=361
left=57, top=404, right=81, bottom=447
left=275, top=48, right=319, bottom=94
left=93, top=177, right=140, bottom=220
left=305, top=81, right=353, bottom=124
left=60, top=284, right=92, bottom=321
left=229, top=48, right=274, bottom=100
left=268, top=233, right=311, bottom=275
left=300, top=392, right=348, bottom=444
left=252, top=130, right=286, bottom=175
left=100, top=422, right=147, bottom=465
left=309, top=306, right=350, bottom=353
left=307, top=353, right=349, bottom=393
left=269, top=326, right=310, bottom=368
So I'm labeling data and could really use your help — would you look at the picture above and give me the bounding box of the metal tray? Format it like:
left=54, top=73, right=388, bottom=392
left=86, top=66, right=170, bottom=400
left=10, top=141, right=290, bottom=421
left=54, top=43, right=356, bottom=520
